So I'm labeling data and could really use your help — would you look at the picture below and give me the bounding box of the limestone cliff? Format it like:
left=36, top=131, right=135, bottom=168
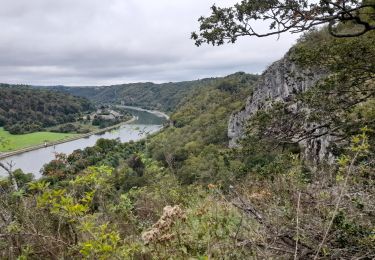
left=228, top=52, right=333, bottom=163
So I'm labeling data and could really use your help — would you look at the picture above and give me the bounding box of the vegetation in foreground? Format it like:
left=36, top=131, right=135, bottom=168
left=0, top=1, right=374, bottom=259
left=1, top=37, right=373, bottom=258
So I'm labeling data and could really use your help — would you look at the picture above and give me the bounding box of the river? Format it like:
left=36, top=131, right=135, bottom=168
left=0, top=107, right=167, bottom=178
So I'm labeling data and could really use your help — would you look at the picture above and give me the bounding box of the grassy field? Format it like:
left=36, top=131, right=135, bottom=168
left=0, top=127, right=78, bottom=152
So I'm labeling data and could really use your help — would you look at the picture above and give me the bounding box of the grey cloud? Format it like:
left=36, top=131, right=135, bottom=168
left=0, top=0, right=300, bottom=85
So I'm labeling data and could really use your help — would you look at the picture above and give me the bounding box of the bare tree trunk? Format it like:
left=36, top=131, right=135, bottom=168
left=0, top=161, right=18, bottom=191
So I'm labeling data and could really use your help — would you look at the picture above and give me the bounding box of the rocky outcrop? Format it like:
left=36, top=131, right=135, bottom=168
left=228, top=52, right=333, bottom=163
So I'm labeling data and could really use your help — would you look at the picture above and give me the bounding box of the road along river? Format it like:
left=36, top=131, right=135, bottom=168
left=0, top=107, right=167, bottom=178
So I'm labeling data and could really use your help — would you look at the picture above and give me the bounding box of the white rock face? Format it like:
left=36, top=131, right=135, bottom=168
left=228, top=52, right=333, bottom=163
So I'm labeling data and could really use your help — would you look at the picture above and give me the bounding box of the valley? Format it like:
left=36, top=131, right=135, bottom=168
left=0, top=1, right=374, bottom=259
left=0, top=86, right=134, bottom=154
left=0, top=107, right=167, bottom=178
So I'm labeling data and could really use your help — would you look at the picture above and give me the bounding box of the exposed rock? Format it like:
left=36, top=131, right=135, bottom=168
left=228, top=52, right=334, bottom=163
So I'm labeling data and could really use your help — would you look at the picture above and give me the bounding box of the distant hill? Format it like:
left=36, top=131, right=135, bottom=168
left=0, top=84, right=94, bottom=134
left=45, top=73, right=259, bottom=112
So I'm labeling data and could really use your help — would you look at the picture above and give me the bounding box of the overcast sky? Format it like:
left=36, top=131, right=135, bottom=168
left=0, top=0, right=300, bottom=86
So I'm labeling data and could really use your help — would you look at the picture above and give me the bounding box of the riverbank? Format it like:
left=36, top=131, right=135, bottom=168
left=0, top=116, right=137, bottom=159
left=117, top=105, right=170, bottom=120
left=0, top=128, right=77, bottom=153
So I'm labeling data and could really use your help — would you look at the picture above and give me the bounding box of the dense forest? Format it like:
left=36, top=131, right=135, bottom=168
left=40, top=72, right=258, bottom=179
left=0, top=1, right=374, bottom=259
left=46, top=77, right=226, bottom=112
left=0, top=84, right=93, bottom=134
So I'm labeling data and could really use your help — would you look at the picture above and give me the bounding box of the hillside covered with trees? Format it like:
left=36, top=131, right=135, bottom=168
left=0, top=84, right=93, bottom=134
left=0, top=0, right=374, bottom=259
left=47, top=77, right=228, bottom=112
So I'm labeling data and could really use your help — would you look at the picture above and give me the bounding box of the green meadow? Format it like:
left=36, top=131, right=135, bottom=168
left=0, top=127, right=77, bottom=152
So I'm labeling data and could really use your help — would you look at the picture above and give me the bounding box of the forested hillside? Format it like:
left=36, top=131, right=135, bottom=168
left=148, top=72, right=258, bottom=184
left=0, top=72, right=262, bottom=259
left=0, top=1, right=374, bottom=258
left=0, top=84, right=93, bottom=134
left=39, top=72, right=258, bottom=178
left=48, top=77, right=228, bottom=112
left=1, top=30, right=374, bottom=258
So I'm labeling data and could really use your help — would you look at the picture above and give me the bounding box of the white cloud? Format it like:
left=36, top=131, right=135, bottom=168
left=0, top=0, right=300, bottom=85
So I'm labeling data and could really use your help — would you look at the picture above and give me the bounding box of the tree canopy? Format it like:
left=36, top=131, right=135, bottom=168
left=0, top=85, right=94, bottom=134
left=192, top=0, right=375, bottom=46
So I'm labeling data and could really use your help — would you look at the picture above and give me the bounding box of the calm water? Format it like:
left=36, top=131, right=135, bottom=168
left=0, top=107, right=166, bottom=178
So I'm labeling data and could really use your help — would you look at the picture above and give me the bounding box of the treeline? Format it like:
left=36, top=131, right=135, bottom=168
left=40, top=72, right=258, bottom=180
left=0, top=72, right=262, bottom=258
left=0, top=84, right=94, bottom=134
left=47, top=73, right=258, bottom=112
left=0, top=29, right=374, bottom=259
